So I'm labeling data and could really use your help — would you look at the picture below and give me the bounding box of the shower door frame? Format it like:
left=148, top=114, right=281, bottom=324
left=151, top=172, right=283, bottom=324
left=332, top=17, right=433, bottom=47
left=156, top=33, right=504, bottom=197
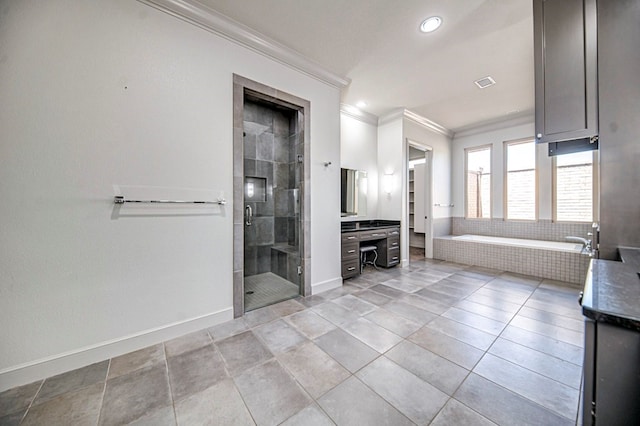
left=232, top=74, right=311, bottom=318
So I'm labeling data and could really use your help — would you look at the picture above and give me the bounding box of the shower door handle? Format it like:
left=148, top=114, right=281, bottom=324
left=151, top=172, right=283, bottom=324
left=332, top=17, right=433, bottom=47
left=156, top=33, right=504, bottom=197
left=245, top=205, right=252, bottom=226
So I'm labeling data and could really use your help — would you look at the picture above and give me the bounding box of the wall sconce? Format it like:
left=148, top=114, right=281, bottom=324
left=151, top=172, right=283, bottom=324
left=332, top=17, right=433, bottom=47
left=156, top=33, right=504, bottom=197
left=383, top=173, right=394, bottom=195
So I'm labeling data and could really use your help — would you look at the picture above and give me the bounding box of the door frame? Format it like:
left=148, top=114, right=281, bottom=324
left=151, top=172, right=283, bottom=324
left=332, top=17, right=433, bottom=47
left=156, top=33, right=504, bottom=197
left=405, top=139, right=434, bottom=260
left=232, top=75, right=311, bottom=318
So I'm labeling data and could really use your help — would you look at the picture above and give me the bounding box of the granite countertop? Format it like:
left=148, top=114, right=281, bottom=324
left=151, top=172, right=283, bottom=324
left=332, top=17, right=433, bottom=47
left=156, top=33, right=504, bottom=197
left=341, top=220, right=400, bottom=233
left=582, top=247, right=640, bottom=330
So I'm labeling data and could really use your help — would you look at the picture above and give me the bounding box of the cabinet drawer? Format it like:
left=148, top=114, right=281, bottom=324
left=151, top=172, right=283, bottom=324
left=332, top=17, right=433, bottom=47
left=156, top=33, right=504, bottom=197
left=360, top=230, right=388, bottom=241
left=387, top=237, right=400, bottom=250
left=342, top=259, right=359, bottom=278
left=387, top=228, right=400, bottom=238
left=341, top=241, right=359, bottom=260
left=341, top=232, right=359, bottom=243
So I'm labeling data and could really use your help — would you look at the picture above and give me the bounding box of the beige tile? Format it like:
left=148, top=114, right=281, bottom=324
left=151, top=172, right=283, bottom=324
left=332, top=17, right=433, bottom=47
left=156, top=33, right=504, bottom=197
left=164, top=330, right=212, bottom=358
left=108, top=344, right=164, bottom=379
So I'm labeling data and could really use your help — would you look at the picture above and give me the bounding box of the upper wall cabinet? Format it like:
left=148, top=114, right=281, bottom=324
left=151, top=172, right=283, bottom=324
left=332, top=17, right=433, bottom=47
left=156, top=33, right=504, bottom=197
left=534, top=0, right=598, bottom=144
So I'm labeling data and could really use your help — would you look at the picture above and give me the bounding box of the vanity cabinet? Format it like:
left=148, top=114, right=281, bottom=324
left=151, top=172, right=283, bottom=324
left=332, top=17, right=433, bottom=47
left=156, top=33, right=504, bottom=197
left=341, top=232, right=360, bottom=279
left=533, top=0, right=598, bottom=144
left=340, top=222, right=401, bottom=279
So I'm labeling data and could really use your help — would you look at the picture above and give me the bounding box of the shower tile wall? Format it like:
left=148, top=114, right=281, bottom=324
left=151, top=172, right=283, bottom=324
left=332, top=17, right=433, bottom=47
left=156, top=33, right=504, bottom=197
left=243, top=100, right=300, bottom=282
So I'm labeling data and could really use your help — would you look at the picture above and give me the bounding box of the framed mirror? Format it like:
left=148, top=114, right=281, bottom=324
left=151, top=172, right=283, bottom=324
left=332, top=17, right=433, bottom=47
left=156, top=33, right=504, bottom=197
left=341, top=168, right=367, bottom=217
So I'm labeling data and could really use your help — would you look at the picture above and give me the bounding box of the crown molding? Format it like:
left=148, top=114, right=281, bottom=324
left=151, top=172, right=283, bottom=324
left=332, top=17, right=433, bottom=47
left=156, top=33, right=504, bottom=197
left=137, top=0, right=350, bottom=89
left=377, top=109, right=405, bottom=126
left=340, top=104, right=379, bottom=125
left=402, top=109, right=453, bottom=138
left=452, top=110, right=535, bottom=138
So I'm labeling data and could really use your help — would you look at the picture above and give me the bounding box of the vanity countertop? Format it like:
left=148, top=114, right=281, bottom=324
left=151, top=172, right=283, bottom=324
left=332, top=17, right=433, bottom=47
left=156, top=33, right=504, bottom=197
left=582, top=247, right=640, bottom=331
left=341, top=220, right=400, bottom=233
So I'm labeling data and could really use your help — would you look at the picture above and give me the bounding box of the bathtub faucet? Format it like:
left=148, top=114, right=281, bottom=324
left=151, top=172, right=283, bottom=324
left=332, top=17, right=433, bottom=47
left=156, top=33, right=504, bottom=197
left=566, top=236, right=592, bottom=253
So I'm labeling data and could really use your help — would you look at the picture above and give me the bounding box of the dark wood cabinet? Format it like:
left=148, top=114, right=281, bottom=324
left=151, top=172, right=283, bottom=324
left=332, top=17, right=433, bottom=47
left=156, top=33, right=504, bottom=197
left=534, top=0, right=598, bottom=144
left=340, top=224, right=400, bottom=279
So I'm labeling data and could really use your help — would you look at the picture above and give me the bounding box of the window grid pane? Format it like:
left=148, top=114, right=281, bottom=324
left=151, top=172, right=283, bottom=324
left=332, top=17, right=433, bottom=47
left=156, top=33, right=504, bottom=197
left=466, top=147, right=491, bottom=218
left=556, top=161, right=593, bottom=222
left=506, top=141, right=536, bottom=220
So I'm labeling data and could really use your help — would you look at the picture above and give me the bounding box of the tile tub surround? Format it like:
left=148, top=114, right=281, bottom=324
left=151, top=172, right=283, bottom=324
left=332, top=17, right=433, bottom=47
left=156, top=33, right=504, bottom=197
left=452, top=217, right=593, bottom=243
left=434, top=236, right=590, bottom=284
left=0, top=262, right=584, bottom=425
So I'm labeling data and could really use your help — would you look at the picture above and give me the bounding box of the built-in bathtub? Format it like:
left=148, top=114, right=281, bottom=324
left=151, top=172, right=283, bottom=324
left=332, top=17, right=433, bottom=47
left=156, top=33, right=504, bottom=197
left=434, top=234, right=590, bottom=284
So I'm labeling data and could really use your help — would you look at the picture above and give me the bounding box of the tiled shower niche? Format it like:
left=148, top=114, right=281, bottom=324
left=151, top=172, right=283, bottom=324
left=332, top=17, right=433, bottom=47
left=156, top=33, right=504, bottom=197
left=243, top=99, right=302, bottom=285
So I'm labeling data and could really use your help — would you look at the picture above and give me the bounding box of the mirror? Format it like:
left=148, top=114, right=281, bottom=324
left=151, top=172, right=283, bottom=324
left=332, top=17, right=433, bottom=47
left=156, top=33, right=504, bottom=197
left=341, top=168, right=367, bottom=217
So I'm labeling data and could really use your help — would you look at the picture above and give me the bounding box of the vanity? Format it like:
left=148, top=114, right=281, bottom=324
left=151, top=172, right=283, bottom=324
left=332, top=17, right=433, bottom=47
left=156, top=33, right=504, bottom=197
left=581, top=247, right=640, bottom=425
left=341, top=220, right=401, bottom=279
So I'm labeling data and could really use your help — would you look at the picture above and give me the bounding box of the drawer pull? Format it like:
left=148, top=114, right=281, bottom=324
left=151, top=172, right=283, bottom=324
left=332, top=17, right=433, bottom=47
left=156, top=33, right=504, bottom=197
left=347, top=266, right=356, bottom=271
left=390, top=231, right=399, bottom=235
left=347, top=249, right=356, bottom=254
left=391, top=242, right=398, bottom=247
left=346, top=236, right=356, bottom=240
left=392, top=256, right=399, bottom=261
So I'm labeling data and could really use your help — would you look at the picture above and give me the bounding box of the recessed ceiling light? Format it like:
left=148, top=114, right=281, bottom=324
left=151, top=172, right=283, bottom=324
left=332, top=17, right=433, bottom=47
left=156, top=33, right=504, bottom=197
left=474, top=76, right=496, bottom=89
left=420, top=16, right=442, bottom=33
left=356, top=101, right=367, bottom=108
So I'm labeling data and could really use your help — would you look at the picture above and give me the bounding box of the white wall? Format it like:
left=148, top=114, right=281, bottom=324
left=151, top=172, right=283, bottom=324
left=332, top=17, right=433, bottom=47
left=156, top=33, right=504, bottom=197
left=340, top=113, right=379, bottom=220
left=451, top=121, right=556, bottom=219
left=0, top=0, right=341, bottom=390
left=403, top=119, right=453, bottom=219
left=376, top=114, right=405, bottom=220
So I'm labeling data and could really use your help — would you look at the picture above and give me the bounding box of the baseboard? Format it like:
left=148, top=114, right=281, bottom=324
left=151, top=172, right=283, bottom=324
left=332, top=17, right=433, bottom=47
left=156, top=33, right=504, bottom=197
left=0, top=308, right=233, bottom=392
left=401, top=259, right=410, bottom=268
left=311, top=277, right=342, bottom=295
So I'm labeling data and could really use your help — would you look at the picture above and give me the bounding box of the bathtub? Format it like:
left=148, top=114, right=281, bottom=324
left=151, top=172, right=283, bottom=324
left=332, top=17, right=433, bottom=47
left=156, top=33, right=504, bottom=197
left=452, top=234, right=584, bottom=253
left=434, top=234, right=590, bottom=284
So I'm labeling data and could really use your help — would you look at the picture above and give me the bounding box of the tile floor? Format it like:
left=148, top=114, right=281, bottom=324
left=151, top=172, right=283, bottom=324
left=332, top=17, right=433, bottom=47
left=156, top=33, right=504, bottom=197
left=0, top=259, right=585, bottom=425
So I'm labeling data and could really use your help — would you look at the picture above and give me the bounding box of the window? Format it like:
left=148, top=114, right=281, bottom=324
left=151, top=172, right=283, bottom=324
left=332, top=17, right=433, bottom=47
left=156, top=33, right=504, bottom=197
left=554, top=151, right=597, bottom=222
left=505, top=140, right=536, bottom=220
left=465, top=146, right=491, bottom=218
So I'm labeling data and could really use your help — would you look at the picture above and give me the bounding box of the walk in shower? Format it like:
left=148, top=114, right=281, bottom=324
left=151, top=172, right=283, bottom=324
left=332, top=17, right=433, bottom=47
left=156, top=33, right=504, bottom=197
left=232, top=75, right=310, bottom=315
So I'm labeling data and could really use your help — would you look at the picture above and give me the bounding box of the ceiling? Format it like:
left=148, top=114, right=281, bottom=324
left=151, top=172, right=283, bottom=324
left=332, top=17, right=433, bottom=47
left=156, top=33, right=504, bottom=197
left=200, top=0, right=534, bottom=132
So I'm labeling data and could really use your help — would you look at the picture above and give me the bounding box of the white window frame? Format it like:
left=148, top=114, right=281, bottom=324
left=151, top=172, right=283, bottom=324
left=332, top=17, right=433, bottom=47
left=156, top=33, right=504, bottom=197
left=552, top=150, right=599, bottom=223
left=503, top=138, right=537, bottom=221
left=464, top=144, right=492, bottom=219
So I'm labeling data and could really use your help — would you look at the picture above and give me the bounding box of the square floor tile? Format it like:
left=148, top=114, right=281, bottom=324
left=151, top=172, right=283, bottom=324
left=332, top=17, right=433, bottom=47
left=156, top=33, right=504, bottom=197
left=313, top=329, right=379, bottom=373
left=0, top=380, right=41, bottom=418
left=164, top=330, right=212, bottom=358
left=386, top=340, right=469, bottom=395
left=285, top=309, right=336, bottom=340
left=500, top=325, right=583, bottom=365
left=455, top=373, right=573, bottom=426
left=408, top=327, right=484, bottom=370
left=216, top=331, right=273, bottom=376
left=277, top=341, right=350, bottom=398
left=356, top=356, right=449, bottom=424
left=318, top=377, right=413, bottom=426
left=430, top=398, right=496, bottom=426
left=311, top=302, right=359, bottom=326
left=473, top=353, right=579, bottom=420
left=442, top=307, right=507, bottom=335
left=332, top=294, right=377, bottom=316
left=253, top=319, right=307, bottom=354
left=279, top=404, right=334, bottom=426
left=427, top=317, right=497, bottom=351
left=364, top=308, right=421, bottom=337
left=341, top=317, right=402, bottom=353
left=99, top=364, right=172, bottom=426
left=208, top=317, right=249, bottom=341
left=270, top=299, right=307, bottom=317
left=108, top=344, right=164, bottom=380
left=167, top=344, right=228, bottom=401
left=235, top=359, right=312, bottom=426
left=23, top=382, right=104, bottom=426
left=174, top=379, right=253, bottom=425
left=34, top=361, right=109, bottom=405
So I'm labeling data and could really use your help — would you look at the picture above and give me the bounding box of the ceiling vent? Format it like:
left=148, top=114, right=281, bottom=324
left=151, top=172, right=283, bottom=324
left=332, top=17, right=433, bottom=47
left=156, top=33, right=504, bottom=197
left=474, top=76, right=496, bottom=89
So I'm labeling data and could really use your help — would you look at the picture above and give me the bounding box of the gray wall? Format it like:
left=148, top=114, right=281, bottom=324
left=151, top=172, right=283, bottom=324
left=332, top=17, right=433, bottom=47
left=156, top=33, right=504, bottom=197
left=597, top=0, right=640, bottom=259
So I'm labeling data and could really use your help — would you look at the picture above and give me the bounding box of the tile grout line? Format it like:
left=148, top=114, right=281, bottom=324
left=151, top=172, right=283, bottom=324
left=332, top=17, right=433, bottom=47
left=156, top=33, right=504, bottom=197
left=17, top=379, right=45, bottom=424
left=95, top=358, right=111, bottom=426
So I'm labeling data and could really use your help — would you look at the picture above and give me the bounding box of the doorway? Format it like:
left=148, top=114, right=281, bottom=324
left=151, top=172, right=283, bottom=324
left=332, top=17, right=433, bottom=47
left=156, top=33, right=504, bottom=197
left=407, top=140, right=433, bottom=262
left=232, top=75, right=311, bottom=317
